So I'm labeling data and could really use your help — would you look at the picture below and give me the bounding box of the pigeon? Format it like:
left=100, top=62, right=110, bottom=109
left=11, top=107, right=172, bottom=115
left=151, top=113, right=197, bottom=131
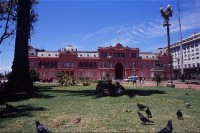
left=35, top=120, right=51, bottom=133
left=137, top=112, right=154, bottom=124
left=145, top=107, right=152, bottom=118
left=176, top=109, right=183, bottom=119
left=156, top=120, right=173, bottom=133
left=137, top=103, right=148, bottom=110
left=185, top=103, right=192, bottom=108
left=6, top=104, right=18, bottom=112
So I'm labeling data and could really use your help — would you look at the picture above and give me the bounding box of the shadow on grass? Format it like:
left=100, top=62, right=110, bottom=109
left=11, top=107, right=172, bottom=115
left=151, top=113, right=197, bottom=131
left=40, top=88, right=165, bottom=99
left=0, top=104, right=47, bottom=119
left=0, top=85, right=54, bottom=119
left=125, top=89, right=165, bottom=98
left=0, top=86, right=55, bottom=104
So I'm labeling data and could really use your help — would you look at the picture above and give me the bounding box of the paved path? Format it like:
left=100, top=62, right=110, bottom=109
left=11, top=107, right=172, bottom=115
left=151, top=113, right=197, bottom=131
left=121, top=80, right=200, bottom=90
left=36, top=80, right=200, bottom=90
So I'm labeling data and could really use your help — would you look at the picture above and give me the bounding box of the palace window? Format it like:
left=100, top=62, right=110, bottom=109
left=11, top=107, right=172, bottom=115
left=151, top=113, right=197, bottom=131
left=101, top=52, right=107, bottom=57
left=131, top=53, right=136, bottom=58
left=66, top=62, right=70, bottom=67
left=93, top=71, right=97, bottom=77
left=78, top=71, right=82, bottom=77
left=102, top=62, right=106, bottom=67
left=61, top=62, right=65, bottom=68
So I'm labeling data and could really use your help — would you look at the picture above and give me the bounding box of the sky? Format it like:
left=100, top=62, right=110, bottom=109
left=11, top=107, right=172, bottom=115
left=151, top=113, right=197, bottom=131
left=1, top=0, right=200, bottom=73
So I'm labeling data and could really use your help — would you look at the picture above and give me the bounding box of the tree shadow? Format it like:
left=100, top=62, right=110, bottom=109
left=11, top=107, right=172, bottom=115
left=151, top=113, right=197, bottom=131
left=124, top=89, right=166, bottom=98
left=0, top=86, right=55, bottom=104
left=39, top=88, right=165, bottom=99
left=0, top=104, right=47, bottom=119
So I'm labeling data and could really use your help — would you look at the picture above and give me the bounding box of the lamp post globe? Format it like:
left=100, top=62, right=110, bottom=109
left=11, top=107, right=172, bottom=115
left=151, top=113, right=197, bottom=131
left=107, top=55, right=112, bottom=80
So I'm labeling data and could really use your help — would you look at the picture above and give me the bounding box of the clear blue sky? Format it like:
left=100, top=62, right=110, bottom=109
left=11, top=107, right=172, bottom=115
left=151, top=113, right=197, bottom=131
left=1, top=0, right=200, bottom=73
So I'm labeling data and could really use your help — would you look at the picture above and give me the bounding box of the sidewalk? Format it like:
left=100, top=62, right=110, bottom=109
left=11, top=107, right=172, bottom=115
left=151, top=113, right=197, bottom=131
left=121, top=80, right=200, bottom=90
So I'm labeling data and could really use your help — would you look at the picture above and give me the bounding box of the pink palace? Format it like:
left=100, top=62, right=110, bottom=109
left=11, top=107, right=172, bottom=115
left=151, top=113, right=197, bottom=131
left=28, top=43, right=171, bottom=80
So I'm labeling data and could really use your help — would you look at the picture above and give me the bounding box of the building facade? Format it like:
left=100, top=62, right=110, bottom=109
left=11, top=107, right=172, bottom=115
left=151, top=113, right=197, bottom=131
left=28, top=43, right=171, bottom=81
left=171, top=32, right=200, bottom=79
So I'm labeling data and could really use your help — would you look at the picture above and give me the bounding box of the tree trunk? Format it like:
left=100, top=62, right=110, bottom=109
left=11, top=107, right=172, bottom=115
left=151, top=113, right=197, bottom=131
left=5, top=0, right=33, bottom=94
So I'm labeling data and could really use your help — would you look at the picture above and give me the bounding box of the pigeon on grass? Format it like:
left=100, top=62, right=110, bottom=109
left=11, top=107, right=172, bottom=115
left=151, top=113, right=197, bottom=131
left=137, top=103, right=148, bottom=110
left=176, top=109, right=183, bottom=119
left=156, top=120, right=173, bottom=133
left=137, top=112, right=154, bottom=124
left=145, top=107, right=152, bottom=118
left=185, top=103, right=192, bottom=108
left=35, top=120, right=51, bottom=133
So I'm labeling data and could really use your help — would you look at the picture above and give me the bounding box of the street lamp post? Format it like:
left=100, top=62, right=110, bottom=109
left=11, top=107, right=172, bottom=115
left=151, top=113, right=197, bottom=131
left=160, top=4, right=175, bottom=87
left=41, top=65, right=44, bottom=79
left=107, top=55, right=112, bottom=80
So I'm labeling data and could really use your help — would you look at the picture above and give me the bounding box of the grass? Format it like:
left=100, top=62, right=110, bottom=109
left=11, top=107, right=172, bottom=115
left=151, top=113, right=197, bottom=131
left=0, top=83, right=200, bottom=132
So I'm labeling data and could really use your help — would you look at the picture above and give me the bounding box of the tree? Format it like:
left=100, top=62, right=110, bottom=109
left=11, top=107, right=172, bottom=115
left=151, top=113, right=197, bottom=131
left=0, top=0, right=17, bottom=44
left=4, top=0, right=38, bottom=94
left=0, top=0, right=37, bottom=45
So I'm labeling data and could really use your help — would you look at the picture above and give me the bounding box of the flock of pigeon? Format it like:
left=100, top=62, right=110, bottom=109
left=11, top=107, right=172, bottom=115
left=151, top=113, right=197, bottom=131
left=136, top=99, right=192, bottom=133
left=4, top=91, right=192, bottom=133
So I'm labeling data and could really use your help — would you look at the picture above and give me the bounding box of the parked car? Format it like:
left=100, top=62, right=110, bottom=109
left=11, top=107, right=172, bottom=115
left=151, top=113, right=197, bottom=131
left=124, top=76, right=138, bottom=82
left=40, top=77, right=53, bottom=83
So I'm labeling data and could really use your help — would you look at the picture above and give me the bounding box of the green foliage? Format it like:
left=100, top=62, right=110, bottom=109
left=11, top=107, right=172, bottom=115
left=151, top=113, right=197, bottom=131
left=57, top=72, right=76, bottom=86
left=153, top=74, right=162, bottom=86
left=0, top=0, right=38, bottom=44
left=29, top=69, right=40, bottom=82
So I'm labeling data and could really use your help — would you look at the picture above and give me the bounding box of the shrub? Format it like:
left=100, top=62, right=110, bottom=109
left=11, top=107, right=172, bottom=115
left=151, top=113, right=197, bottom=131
left=153, top=75, right=162, bottom=86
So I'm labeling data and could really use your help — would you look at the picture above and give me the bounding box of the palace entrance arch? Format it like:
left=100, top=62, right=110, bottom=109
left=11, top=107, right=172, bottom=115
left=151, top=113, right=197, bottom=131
left=115, top=63, right=123, bottom=79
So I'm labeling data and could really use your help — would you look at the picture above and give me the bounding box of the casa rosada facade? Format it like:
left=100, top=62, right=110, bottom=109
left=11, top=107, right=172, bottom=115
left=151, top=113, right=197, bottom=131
left=28, top=43, right=171, bottom=80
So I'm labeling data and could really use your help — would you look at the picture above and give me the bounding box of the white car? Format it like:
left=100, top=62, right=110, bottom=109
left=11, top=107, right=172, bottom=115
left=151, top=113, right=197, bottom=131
left=124, top=76, right=138, bottom=82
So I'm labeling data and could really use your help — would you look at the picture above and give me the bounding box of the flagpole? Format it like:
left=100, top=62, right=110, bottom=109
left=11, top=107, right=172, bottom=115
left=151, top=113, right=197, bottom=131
left=118, top=28, right=120, bottom=43
left=178, top=0, right=184, bottom=81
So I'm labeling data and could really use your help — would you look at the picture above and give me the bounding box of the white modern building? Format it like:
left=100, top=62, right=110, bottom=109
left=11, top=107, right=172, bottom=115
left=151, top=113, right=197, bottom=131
left=159, top=32, right=200, bottom=79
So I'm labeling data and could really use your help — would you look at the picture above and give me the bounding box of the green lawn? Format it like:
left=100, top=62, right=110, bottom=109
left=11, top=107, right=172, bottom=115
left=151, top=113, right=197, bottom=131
left=0, top=83, right=200, bottom=132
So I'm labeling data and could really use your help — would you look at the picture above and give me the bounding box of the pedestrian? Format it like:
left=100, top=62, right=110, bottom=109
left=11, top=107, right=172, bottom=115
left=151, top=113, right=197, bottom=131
left=115, top=82, right=125, bottom=95
left=139, top=76, right=142, bottom=85
left=133, top=76, right=137, bottom=86
left=142, top=76, right=145, bottom=84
